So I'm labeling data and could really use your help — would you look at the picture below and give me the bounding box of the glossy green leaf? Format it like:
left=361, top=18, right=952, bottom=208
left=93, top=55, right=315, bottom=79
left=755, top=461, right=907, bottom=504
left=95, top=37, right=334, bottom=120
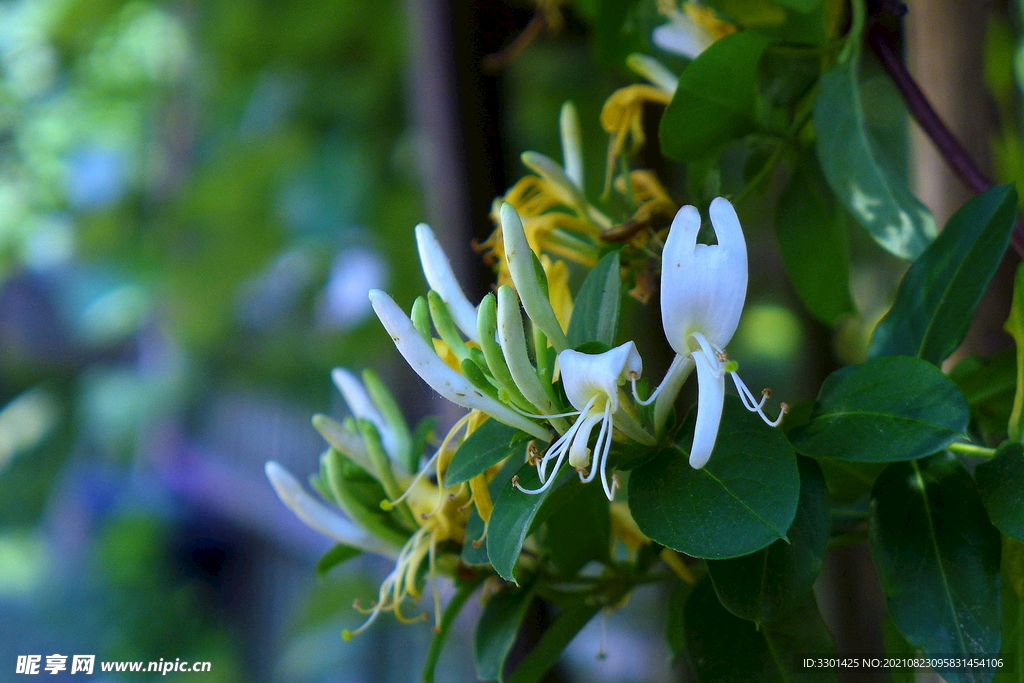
left=446, top=419, right=532, bottom=487
left=977, top=442, right=1024, bottom=543
left=487, top=464, right=574, bottom=582
left=567, top=250, right=621, bottom=348
left=660, top=31, right=770, bottom=162
left=423, top=574, right=486, bottom=683
left=790, top=356, right=969, bottom=462
left=683, top=578, right=837, bottom=683
left=1006, top=263, right=1024, bottom=442
left=315, top=543, right=361, bottom=576
left=870, top=185, right=1018, bottom=364
left=475, top=583, right=536, bottom=682
left=628, top=396, right=800, bottom=559
left=545, top=480, right=610, bottom=576
left=777, top=154, right=855, bottom=325
left=505, top=602, right=602, bottom=683
left=814, top=45, right=936, bottom=259
left=870, top=455, right=1002, bottom=682
left=707, top=457, right=829, bottom=623
left=462, top=457, right=521, bottom=567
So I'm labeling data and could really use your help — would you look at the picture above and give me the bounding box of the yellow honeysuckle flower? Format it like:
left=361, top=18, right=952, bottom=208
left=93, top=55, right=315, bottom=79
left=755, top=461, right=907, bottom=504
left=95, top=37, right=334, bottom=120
left=541, top=255, right=573, bottom=332
left=600, top=85, right=672, bottom=192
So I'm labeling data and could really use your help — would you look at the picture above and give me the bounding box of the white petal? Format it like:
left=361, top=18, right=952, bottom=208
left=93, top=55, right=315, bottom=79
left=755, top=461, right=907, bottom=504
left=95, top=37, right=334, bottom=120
left=415, top=223, right=479, bottom=341
left=560, top=102, right=584, bottom=190
left=499, top=203, right=570, bottom=351
left=312, top=413, right=374, bottom=474
left=660, top=199, right=748, bottom=352
left=689, top=350, right=725, bottom=469
left=559, top=342, right=641, bottom=412
left=369, top=289, right=550, bottom=441
left=331, top=367, right=397, bottom=458
left=652, top=15, right=714, bottom=60
left=265, top=461, right=399, bottom=559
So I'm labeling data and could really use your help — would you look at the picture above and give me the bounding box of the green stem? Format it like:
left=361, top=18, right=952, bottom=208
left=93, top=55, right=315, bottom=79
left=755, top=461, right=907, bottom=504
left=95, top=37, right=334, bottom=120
left=947, top=442, right=997, bottom=458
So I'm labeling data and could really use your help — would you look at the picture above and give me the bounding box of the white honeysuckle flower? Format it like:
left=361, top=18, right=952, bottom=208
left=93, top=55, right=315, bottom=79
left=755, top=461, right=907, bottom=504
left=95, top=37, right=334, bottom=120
left=655, top=198, right=787, bottom=468
left=368, top=288, right=551, bottom=441
left=265, top=461, right=400, bottom=559
left=514, top=341, right=650, bottom=501
left=331, top=367, right=399, bottom=461
left=415, top=223, right=479, bottom=341
left=652, top=5, right=715, bottom=59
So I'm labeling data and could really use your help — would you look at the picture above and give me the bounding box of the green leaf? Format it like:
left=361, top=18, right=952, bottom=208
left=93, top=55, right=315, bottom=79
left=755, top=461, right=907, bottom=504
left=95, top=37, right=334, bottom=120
left=683, top=578, right=837, bottom=683
left=628, top=396, right=800, bottom=559
left=660, top=31, right=771, bottom=162
left=567, top=250, right=621, bottom=348
left=870, top=455, right=1002, bottom=682
left=707, top=457, right=829, bottom=623
left=462, top=457, right=521, bottom=566
left=545, top=480, right=610, bottom=576
left=487, top=464, right=574, bottom=582
left=446, top=419, right=532, bottom=487
left=977, top=442, right=1024, bottom=543
left=505, top=602, right=602, bottom=683
left=790, top=356, right=969, bottom=462
left=1006, top=263, right=1024, bottom=442
left=950, top=348, right=1017, bottom=441
left=814, top=46, right=937, bottom=259
left=315, top=543, right=361, bottom=576
left=776, top=154, right=855, bottom=325
left=475, top=583, right=536, bottom=682
left=423, top=574, right=486, bottom=683
left=870, top=185, right=1019, bottom=364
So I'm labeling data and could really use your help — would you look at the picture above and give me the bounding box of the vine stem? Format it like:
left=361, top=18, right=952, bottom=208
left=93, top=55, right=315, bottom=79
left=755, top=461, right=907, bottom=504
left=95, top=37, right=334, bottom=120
left=865, top=10, right=1024, bottom=258
left=946, top=441, right=997, bottom=458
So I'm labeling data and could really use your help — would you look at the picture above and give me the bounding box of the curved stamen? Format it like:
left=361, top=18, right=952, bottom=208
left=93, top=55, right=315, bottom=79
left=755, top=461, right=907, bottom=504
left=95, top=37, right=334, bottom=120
left=597, top=401, right=617, bottom=500
left=630, top=373, right=663, bottom=406
left=509, top=404, right=583, bottom=420
left=729, top=372, right=787, bottom=427
left=578, top=401, right=613, bottom=486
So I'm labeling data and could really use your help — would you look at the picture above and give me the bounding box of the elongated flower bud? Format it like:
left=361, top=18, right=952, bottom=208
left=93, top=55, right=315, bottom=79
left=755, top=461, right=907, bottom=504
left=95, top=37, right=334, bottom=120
left=369, top=289, right=550, bottom=441
left=499, top=202, right=570, bottom=352
left=265, top=461, right=399, bottom=558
